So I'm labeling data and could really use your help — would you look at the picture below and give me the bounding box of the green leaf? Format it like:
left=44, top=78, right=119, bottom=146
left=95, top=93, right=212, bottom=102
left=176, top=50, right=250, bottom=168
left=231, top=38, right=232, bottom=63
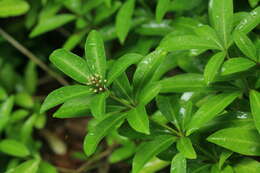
left=50, top=49, right=91, bottom=84
left=15, top=92, right=34, bottom=109
left=0, top=139, right=30, bottom=157
left=133, top=49, right=166, bottom=96
left=0, top=96, right=14, bottom=132
left=24, top=61, right=38, bottom=95
left=194, top=25, right=224, bottom=50
left=207, top=127, right=260, bottom=156
left=0, top=86, right=7, bottom=101
left=20, top=113, right=38, bottom=143
left=112, top=73, right=133, bottom=101
left=235, top=7, right=260, bottom=34
left=221, top=58, right=255, bottom=76
left=30, top=14, right=76, bottom=37
left=116, top=0, right=135, bottom=43
left=219, top=150, right=233, bottom=170
left=137, top=82, right=161, bottom=106
left=94, top=1, right=121, bottom=24
left=186, top=92, right=240, bottom=135
left=156, top=0, right=170, bottom=22
left=82, top=0, right=104, bottom=13
left=83, top=113, right=127, bottom=156
left=233, top=158, right=260, bottom=173
left=38, top=161, right=57, bottom=173
left=249, top=0, right=259, bottom=8
left=108, top=141, right=135, bottom=163
left=233, top=31, right=257, bottom=61
left=89, top=92, right=108, bottom=119
left=40, top=85, right=91, bottom=113
left=0, top=0, right=30, bottom=18
left=171, top=153, right=187, bottom=173
left=53, top=95, right=92, bottom=118
left=132, top=135, right=176, bottom=173
left=156, top=95, right=180, bottom=128
left=204, top=52, right=226, bottom=85
left=222, top=165, right=234, bottom=173
left=127, top=105, right=150, bottom=134
left=160, top=74, right=207, bottom=93
left=107, top=53, right=143, bottom=85
left=10, top=109, right=29, bottom=123
left=63, top=31, right=87, bottom=51
left=177, top=137, right=197, bottom=159
left=85, top=30, right=107, bottom=77
left=8, top=159, right=40, bottom=173
left=159, top=35, right=222, bottom=52
left=249, top=90, right=260, bottom=134
left=209, top=0, right=233, bottom=48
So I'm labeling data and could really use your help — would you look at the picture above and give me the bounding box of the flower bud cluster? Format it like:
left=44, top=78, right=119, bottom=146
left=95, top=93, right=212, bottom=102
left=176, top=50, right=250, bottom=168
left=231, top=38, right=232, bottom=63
left=86, top=74, right=107, bottom=93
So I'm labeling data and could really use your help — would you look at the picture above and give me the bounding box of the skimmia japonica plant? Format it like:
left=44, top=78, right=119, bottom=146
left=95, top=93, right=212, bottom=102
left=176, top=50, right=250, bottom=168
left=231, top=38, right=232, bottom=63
left=0, top=0, right=251, bottom=173
left=37, top=0, right=260, bottom=172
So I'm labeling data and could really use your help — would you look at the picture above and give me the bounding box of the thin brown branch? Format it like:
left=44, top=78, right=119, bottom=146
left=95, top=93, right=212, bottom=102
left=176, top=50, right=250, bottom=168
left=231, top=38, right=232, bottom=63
left=0, top=27, right=69, bottom=86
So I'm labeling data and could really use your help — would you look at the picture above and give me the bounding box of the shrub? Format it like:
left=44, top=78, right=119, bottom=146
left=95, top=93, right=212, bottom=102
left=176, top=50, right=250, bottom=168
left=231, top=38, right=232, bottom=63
left=0, top=0, right=260, bottom=172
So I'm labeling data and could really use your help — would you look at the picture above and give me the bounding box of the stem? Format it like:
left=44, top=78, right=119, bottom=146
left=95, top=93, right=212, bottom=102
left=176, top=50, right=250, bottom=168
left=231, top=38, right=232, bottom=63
left=150, top=118, right=181, bottom=136
left=0, top=27, right=69, bottom=86
left=108, top=91, right=135, bottom=109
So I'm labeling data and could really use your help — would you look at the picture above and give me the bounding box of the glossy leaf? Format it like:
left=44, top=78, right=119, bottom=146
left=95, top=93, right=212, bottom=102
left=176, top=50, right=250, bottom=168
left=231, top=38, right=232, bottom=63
left=171, top=153, right=186, bottom=173
left=30, top=14, right=76, bottom=37
left=50, top=49, right=91, bottom=84
left=0, top=0, right=29, bottom=18
left=160, top=74, right=207, bottom=93
left=159, top=35, right=222, bottom=51
left=156, top=95, right=180, bottom=128
left=177, top=137, right=197, bottom=159
left=0, top=139, right=30, bottom=157
left=116, top=0, right=135, bottom=43
left=85, top=30, right=107, bottom=77
left=83, top=113, right=127, bottom=156
left=133, top=49, right=166, bottom=95
left=186, top=92, right=240, bottom=135
left=194, top=25, right=224, bottom=50
left=204, top=52, right=226, bottom=85
left=207, top=127, right=260, bottom=156
left=53, top=95, right=92, bottom=118
left=233, top=158, right=260, bottom=173
left=233, top=31, right=257, bottom=61
left=107, top=53, right=143, bottom=85
left=137, top=82, right=161, bottom=106
left=222, top=165, right=234, bottom=173
left=156, top=0, right=170, bottom=22
left=40, top=85, right=91, bottom=113
left=132, top=135, right=176, bottom=173
left=235, top=7, right=260, bottom=34
left=127, top=105, right=150, bottom=134
left=221, top=58, right=255, bottom=75
left=90, top=92, right=108, bottom=119
left=209, top=0, right=233, bottom=48
left=219, top=150, right=233, bottom=170
left=249, top=90, right=260, bottom=134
